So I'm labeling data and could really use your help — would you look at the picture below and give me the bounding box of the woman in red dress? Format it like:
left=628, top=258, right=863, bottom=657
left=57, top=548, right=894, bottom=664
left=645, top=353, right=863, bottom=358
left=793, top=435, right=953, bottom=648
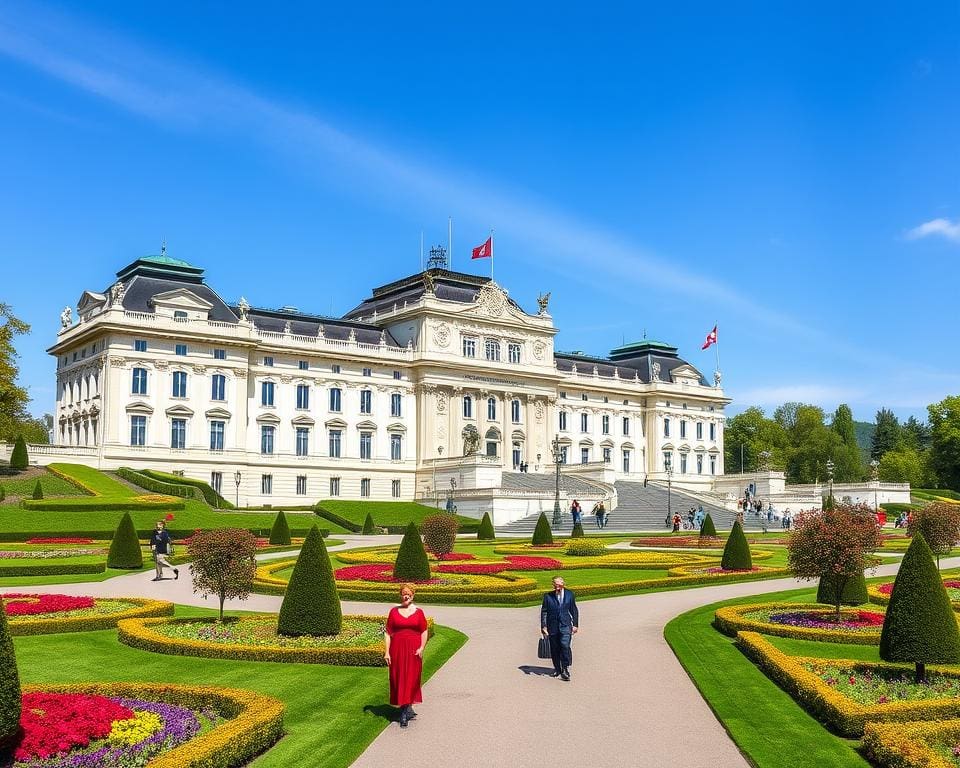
left=384, top=583, right=429, bottom=728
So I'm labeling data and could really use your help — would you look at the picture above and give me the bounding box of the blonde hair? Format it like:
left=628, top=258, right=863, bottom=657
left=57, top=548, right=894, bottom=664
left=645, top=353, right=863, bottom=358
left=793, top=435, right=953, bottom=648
left=400, top=583, right=416, bottom=597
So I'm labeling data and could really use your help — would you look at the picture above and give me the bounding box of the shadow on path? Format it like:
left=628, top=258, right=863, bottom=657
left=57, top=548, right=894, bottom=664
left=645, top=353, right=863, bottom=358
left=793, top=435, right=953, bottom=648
left=363, top=704, right=400, bottom=723
left=517, top=665, right=556, bottom=676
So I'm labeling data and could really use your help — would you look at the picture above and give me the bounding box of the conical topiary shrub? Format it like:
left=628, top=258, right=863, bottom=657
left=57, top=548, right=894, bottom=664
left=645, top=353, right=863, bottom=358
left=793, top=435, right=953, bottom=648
left=9, top=435, right=27, bottom=470
left=720, top=520, right=752, bottom=571
left=278, top=526, right=342, bottom=636
left=268, top=510, right=291, bottom=546
left=107, top=512, right=143, bottom=569
left=880, top=532, right=960, bottom=682
left=0, top=599, right=21, bottom=751
left=532, top=511, right=554, bottom=546
left=0, top=485, right=4, bottom=503
left=817, top=570, right=868, bottom=607
left=31, top=479, right=43, bottom=500
left=571, top=522, right=585, bottom=538
left=700, top=513, right=717, bottom=538
left=362, top=512, right=376, bottom=535
left=477, top=512, right=495, bottom=540
left=393, top=521, right=431, bottom=581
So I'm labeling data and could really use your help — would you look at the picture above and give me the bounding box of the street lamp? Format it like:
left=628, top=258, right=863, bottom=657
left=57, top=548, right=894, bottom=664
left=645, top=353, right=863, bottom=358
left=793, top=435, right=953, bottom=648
left=551, top=435, right=563, bottom=528
left=234, top=471, right=242, bottom=508
left=666, top=459, right=674, bottom=528
left=825, top=459, right=835, bottom=506
left=434, top=446, right=443, bottom=509
left=446, top=477, right=457, bottom=514
left=870, top=458, right=880, bottom=511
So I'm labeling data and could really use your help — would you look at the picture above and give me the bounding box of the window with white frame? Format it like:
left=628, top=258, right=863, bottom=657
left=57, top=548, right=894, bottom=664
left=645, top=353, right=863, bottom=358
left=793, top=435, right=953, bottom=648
left=360, top=431, right=372, bottom=459
left=360, top=389, right=372, bottom=414
left=508, top=343, right=521, bottom=363
left=209, top=420, right=225, bottom=451
left=709, top=423, right=716, bottom=441
left=132, top=367, right=148, bottom=395
left=172, top=371, right=188, bottom=398
left=391, top=393, right=402, bottom=417
left=360, top=478, right=371, bottom=497
left=263, top=356, right=274, bottom=367
left=211, top=471, right=222, bottom=494
left=623, top=416, right=630, bottom=436
left=602, top=415, right=610, bottom=434
left=603, top=446, right=611, bottom=463
left=487, top=397, right=497, bottom=421
left=559, top=411, right=567, bottom=431
left=261, top=381, right=275, bottom=407
left=260, top=425, right=275, bottom=454
left=559, top=445, right=568, bottom=464
left=331, top=364, right=341, bottom=374
left=580, top=412, right=589, bottom=432
left=680, top=420, right=687, bottom=439
left=663, top=450, right=673, bottom=471
left=663, top=417, right=671, bottom=438
left=261, top=474, right=272, bottom=494
left=680, top=453, right=688, bottom=473
left=393, top=370, right=401, bottom=380
left=462, top=337, right=476, bottom=358
left=298, top=360, right=309, bottom=370
left=330, top=476, right=341, bottom=496
left=175, top=343, right=187, bottom=356
left=696, top=422, right=703, bottom=440
left=130, top=415, right=146, bottom=446
left=329, top=388, right=341, bottom=412
left=296, top=427, right=309, bottom=456
left=581, top=447, right=590, bottom=464
left=294, top=384, right=309, bottom=410
left=485, top=339, right=500, bottom=361
left=362, top=368, right=372, bottom=377
left=390, top=433, right=402, bottom=461
left=463, top=396, right=473, bottom=419
left=134, top=339, right=147, bottom=352
left=512, top=442, right=521, bottom=469
left=391, top=479, right=401, bottom=498
left=622, top=449, right=630, bottom=473
left=296, top=475, right=307, bottom=495
left=511, top=399, right=521, bottom=423
left=710, top=455, right=716, bottom=474
left=328, top=429, right=341, bottom=458
left=211, top=374, right=226, bottom=401
left=171, top=418, right=186, bottom=449
left=213, top=348, right=226, bottom=360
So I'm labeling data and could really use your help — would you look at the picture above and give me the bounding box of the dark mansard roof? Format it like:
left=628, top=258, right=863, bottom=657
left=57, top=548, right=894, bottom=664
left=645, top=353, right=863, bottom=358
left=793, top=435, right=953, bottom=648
left=555, top=340, right=709, bottom=386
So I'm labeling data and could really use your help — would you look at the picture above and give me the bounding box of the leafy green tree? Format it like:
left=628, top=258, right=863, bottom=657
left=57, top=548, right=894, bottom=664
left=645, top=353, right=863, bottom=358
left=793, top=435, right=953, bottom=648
left=268, top=510, right=291, bottom=546
left=531, top=512, right=554, bottom=546
left=720, top=520, right=752, bottom=570
left=362, top=512, right=377, bottom=535
left=107, top=512, right=144, bottom=569
left=880, top=532, right=960, bottom=682
left=871, top=408, right=903, bottom=460
left=724, top=407, right=788, bottom=473
left=277, top=525, right=341, bottom=636
left=878, top=446, right=931, bottom=487
left=928, top=395, right=960, bottom=490
left=8, top=435, right=27, bottom=470
left=831, top=404, right=863, bottom=482
left=476, top=512, right=495, bottom=540
left=902, top=416, right=932, bottom=452
left=0, top=599, right=21, bottom=750
left=778, top=404, right=839, bottom=484
left=907, top=502, right=960, bottom=566
left=393, top=521, right=431, bottom=581
left=188, top=528, right=259, bottom=622
left=0, top=304, right=40, bottom=443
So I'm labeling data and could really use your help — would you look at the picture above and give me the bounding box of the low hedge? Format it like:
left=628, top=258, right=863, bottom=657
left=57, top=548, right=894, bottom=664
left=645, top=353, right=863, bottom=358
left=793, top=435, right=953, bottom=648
left=737, top=630, right=960, bottom=736
left=714, top=602, right=884, bottom=645
left=21, top=495, right=185, bottom=511
left=0, top=561, right=106, bottom=578
left=564, top=539, right=608, bottom=556
left=115, top=467, right=202, bottom=501
left=141, top=469, right=234, bottom=509
left=8, top=597, right=173, bottom=636
left=118, top=614, right=434, bottom=666
left=863, top=718, right=960, bottom=768
left=21, top=681, right=283, bottom=768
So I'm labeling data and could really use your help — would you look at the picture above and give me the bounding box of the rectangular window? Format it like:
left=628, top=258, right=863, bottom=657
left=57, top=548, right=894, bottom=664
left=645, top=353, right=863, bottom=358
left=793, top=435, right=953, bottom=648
left=360, top=478, right=371, bottom=497
left=360, top=390, right=372, bottom=414
left=462, top=337, right=476, bottom=358
left=508, top=343, right=521, bottom=364
left=260, top=425, right=275, bottom=455
left=362, top=368, right=372, bottom=377
left=261, top=474, right=273, bottom=494
left=175, top=344, right=187, bottom=356
left=602, top=415, right=610, bottom=434
left=511, top=400, right=521, bottom=423
left=487, top=398, right=497, bottom=421
left=559, top=411, right=567, bottom=431
left=696, top=454, right=704, bottom=474
left=130, top=415, right=146, bottom=446
left=213, top=348, right=226, bottom=360
left=393, top=370, right=401, bottom=380
left=174, top=311, right=188, bottom=320
left=710, top=455, right=717, bottom=475
left=209, top=420, right=225, bottom=451
left=296, top=475, right=307, bottom=495
left=603, top=447, right=612, bottom=463
left=623, top=417, right=630, bottom=436
left=330, top=477, right=341, bottom=496
left=581, top=447, right=590, bottom=464
left=296, top=427, right=309, bottom=456
left=484, top=339, right=500, bottom=362
left=298, top=360, right=309, bottom=370
left=261, top=381, right=275, bottom=406
left=329, top=429, right=342, bottom=458
left=560, top=391, right=566, bottom=399
left=664, top=417, right=671, bottom=438
left=392, top=479, right=401, bottom=498
left=296, top=384, right=310, bottom=410
left=680, top=453, right=688, bottom=474
left=263, top=356, right=274, bottom=367
left=171, top=418, right=186, bottom=449
left=172, top=371, right=188, bottom=398
left=390, top=433, right=402, bottom=461
left=709, top=423, right=716, bottom=441
left=134, top=339, right=147, bottom=352
left=463, top=396, right=473, bottom=419
left=329, top=388, right=341, bottom=412
left=622, top=450, right=631, bottom=473
left=331, top=364, right=341, bottom=374
left=211, top=374, right=226, bottom=401
left=391, top=393, right=402, bottom=417
left=211, top=472, right=222, bottom=494
left=696, top=422, right=703, bottom=440
left=582, top=393, right=588, bottom=401
left=132, top=367, right=148, bottom=395
left=680, top=420, right=687, bottom=439
left=512, top=442, right=521, bottom=469
left=580, top=413, right=588, bottom=432
left=360, top=431, right=372, bottom=459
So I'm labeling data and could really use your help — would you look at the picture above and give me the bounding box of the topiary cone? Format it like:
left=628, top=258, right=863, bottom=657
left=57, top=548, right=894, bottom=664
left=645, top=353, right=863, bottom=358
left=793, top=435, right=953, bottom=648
left=0, top=599, right=21, bottom=751
left=393, top=521, right=431, bottom=581
left=31, top=479, right=43, bottom=500
left=278, top=525, right=342, bottom=636
left=880, top=532, right=960, bottom=682
left=817, top=570, right=868, bottom=606
left=268, top=510, right=291, bottom=546
left=477, top=512, right=496, bottom=541
left=721, top=520, right=753, bottom=571
left=8, top=435, right=27, bottom=471
left=532, top=512, right=554, bottom=546
left=700, top=513, right=717, bottom=538
left=107, top=512, right=143, bottom=569
left=362, top=512, right=376, bottom=535
left=570, top=522, right=585, bottom=538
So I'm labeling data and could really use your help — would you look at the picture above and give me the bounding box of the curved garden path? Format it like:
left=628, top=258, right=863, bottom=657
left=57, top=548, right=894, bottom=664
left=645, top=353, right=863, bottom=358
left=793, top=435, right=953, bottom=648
left=4, top=538, right=951, bottom=768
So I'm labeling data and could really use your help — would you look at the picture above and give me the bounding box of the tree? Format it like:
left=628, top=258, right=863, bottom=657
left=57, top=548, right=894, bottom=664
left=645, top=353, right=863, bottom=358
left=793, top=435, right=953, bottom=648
left=907, top=502, right=960, bottom=566
left=421, top=514, right=459, bottom=559
left=277, top=525, right=341, bottom=636
left=268, top=510, right=291, bottom=546
left=817, top=570, right=867, bottom=607
left=107, top=512, right=144, bottom=569
left=699, top=513, right=717, bottom=538
left=871, top=408, right=903, bottom=460
left=188, top=528, right=258, bottom=622
left=30, top=479, right=42, bottom=500
left=720, top=521, right=752, bottom=570
left=928, top=396, right=960, bottom=490
left=902, top=416, right=932, bottom=452
left=879, top=532, right=960, bottom=682
left=0, top=593, right=21, bottom=751
left=393, top=521, right=431, bottom=581
left=878, top=446, right=932, bottom=487
left=8, top=435, right=27, bottom=471
left=830, top=405, right=863, bottom=482
left=531, top=512, right=554, bottom=546
left=787, top=503, right=882, bottom=620
left=476, top=512, right=496, bottom=540
left=779, top=404, right=839, bottom=484
left=0, top=304, right=36, bottom=443
left=362, top=512, right=377, bottom=535
left=724, top=407, right=789, bottom=473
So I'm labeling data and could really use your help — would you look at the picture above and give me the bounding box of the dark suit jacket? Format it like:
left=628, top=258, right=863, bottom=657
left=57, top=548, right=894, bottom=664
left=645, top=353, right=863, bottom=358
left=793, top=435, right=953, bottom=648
left=540, top=589, right=579, bottom=634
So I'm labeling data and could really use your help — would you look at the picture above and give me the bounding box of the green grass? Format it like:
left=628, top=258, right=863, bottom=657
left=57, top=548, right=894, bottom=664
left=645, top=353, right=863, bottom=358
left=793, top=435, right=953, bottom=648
left=0, top=469, right=87, bottom=498
left=48, top=463, right=136, bottom=496
left=316, top=500, right=476, bottom=530
left=0, top=566, right=153, bottom=586
left=12, top=604, right=466, bottom=768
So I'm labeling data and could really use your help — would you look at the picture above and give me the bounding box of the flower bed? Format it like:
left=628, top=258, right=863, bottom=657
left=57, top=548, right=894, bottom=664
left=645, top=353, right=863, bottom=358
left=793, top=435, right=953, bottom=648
left=869, top=580, right=960, bottom=611
left=630, top=536, right=725, bottom=548
left=17, top=682, right=283, bottom=768
left=0, top=548, right=106, bottom=559
left=864, top=718, right=960, bottom=768
left=2, top=594, right=174, bottom=635
left=26, top=538, right=95, bottom=544
left=118, top=614, right=432, bottom=666
left=736, top=630, right=960, bottom=736
left=714, top=602, right=885, bottom=644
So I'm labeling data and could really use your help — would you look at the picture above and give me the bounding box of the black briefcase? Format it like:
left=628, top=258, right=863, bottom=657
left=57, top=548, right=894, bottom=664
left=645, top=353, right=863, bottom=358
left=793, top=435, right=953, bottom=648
left=537, top=636, right=551, bottom=659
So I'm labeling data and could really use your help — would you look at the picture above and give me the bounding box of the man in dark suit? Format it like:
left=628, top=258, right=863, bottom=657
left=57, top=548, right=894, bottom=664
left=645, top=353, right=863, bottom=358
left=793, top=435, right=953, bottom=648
left=540, top=576, right=579, bottom=681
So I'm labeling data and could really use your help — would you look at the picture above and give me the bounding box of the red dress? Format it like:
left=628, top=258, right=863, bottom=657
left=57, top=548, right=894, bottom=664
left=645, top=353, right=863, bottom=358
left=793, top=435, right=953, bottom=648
left=387, top=606, right=427, bottom=706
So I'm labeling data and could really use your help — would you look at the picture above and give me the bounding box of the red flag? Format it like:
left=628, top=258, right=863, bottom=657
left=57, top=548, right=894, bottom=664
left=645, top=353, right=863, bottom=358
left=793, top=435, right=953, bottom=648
left=701, top=325, right=717, bottom=350
left=471, top=236, right=492, bottom=259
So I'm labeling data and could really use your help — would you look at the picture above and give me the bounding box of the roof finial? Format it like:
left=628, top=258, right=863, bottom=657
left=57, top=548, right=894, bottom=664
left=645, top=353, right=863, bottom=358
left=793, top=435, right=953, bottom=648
left=160, top=239, right=167, bottom=258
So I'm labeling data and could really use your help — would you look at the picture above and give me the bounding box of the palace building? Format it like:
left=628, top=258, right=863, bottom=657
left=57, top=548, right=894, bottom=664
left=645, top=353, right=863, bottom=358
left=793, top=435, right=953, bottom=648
left=47, top=250, right=730, bottom=523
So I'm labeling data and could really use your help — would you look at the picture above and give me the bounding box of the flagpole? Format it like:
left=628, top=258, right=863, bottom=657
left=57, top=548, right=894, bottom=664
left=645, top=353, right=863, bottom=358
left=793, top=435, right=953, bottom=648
left=490, top=229, right=494, bottom=282
left=448, top=216, right=453, bottom=271
left=714, top=322, right=721, bottom=379
left=420, top=230, right=424, bottom=272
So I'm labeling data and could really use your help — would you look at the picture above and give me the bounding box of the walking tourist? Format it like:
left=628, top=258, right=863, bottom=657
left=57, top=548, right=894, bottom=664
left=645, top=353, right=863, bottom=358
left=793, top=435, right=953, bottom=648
left=672, top=513, right=682, bottom=532
left=593, top=501, right=604, bottom=529
left=385, top=584, right=429, bottom=728
left=597, top=500, right=607, bottom=529
left=149, top=520, right=178, bottom=582
left=540, top=576, right=579, bottom=681
left=570, top=499, right=582, bottom=526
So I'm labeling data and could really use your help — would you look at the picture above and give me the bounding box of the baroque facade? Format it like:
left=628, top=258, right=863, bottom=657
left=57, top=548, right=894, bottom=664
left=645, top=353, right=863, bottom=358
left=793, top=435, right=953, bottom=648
left=49, top=252, right=729, bottom=517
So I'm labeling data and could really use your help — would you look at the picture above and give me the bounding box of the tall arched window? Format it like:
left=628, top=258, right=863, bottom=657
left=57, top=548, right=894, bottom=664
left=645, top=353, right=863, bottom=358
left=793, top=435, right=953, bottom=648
left=511, top=399, right=521, bottom=423
left=463, top=395, right=473, bottom=419
left=487, top=397, right=497, bottom=420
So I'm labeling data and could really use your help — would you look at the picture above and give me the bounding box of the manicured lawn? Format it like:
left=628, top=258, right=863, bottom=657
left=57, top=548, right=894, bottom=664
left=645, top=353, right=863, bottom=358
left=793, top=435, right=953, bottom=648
left=317, top=500, right=476, bottom=529
left=0, top=468, right=87, bottom=498
left=12, top=603, right=466, bottom=768
left=0, top=566, right=152, bottom=586
left=48, top=462, right=136, bottom=496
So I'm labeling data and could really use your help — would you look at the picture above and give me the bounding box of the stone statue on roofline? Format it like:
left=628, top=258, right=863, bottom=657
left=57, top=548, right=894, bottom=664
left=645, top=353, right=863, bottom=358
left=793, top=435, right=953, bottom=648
left=714, top=370, right=722, bottom=388
left=109, top=281, right=126, bottom=305
left=60, top=307, right=73, bottom=330
left=537, top=291, right=551, bottom=315
left=237, top=297, right=250, bottom=321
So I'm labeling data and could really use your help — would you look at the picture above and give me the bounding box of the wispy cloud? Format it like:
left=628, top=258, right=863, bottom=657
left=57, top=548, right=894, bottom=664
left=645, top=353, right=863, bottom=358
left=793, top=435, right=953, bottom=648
left=906, top=218, right=960, bottom=243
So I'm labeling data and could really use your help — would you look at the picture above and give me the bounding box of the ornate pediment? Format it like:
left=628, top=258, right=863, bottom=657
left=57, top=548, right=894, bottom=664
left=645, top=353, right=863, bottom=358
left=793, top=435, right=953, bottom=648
left=77, top=291, right=106, bottom=314
left=670, top=364, right=702, bottom=383
left=150, top=288, right=214, bottom=312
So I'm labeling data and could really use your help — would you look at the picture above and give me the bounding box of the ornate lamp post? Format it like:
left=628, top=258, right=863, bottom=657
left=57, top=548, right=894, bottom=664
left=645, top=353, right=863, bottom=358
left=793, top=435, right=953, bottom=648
left=434, top=446, right=443, bottom=509
left=551, top=435, right=563, bottom=528
left=666, top=457, right=674, bottom=528
left=826, top=459, right=835, bottom=505
left=870, top=458, right=880, bottom=511
left=234, top=470, right=242, bottom=508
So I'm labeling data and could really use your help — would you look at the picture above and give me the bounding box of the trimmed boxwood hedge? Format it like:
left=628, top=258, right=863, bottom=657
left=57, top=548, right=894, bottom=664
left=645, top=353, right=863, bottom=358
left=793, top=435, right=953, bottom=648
left=115, top=467, right=201, bottom=501
left=0, top=561, right=106, bottom=577
left=361, top=512, right=376, bottom=535
left=277, top=526, right=341, bottom=636
left=269, top=510, right=292, bottom=546
left=570, top=522, right=585, bottom=538
left=817, top=570, right=868, bottom=607
left=721, top=520, right=752, bottom=570
left=531, top=512, right=553, bottom=546
left=107, top=512, right=144, bottom=569
left=9, top=435, right=27, bottom=470
left=392, top=521, right=431, bottom=581
left=0, top=595, right=20, bottom=750
left=700, top=513, right=717, bottom=538
left=31, top=479, right=43, bottom=500
left=477, top=512, right=495, bottom=540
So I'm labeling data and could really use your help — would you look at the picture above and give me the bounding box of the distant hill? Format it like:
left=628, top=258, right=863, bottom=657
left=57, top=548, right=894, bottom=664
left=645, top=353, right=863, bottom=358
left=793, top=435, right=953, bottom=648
left=854, top=420, right=875, bottom=463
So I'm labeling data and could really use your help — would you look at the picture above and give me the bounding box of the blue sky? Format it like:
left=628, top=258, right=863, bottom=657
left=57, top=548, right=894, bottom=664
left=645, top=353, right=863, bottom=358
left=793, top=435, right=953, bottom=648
left=1, top=1, right=958, bottom=423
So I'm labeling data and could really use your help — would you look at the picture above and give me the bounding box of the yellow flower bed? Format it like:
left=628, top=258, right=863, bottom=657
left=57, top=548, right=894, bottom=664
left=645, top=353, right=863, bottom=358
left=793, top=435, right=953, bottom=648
left=864, top=719, right=960, bottom=768
left=21, top=682, right=284, bottom=768
left=8, top=597, right=174, bottom=636
left=109, top=710, right=163, bottom=746
left=737, top=631, right=960, bottom=736
left=713, top=602, right=883, bottom=644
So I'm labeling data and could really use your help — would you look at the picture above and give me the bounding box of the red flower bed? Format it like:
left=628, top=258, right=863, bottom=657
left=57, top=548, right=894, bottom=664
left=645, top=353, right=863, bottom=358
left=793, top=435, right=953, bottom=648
left=435, top=563, right=506, bottom=574
left=878, top=579, right=960, bottom=596
left=25, top=537, right=94, bottom=544
left=428, top=552, right=476, bottom=561
left=631, top=536, right=721, bottom=548
left=2, top=593, right=96, bottom=616
left=504, top=555, right=563, bottom=570
left=703, top=567, right=763, bottom=574
left=15, top=692, right=134, bottom=760
left=334, top=564, right=441, bottom=584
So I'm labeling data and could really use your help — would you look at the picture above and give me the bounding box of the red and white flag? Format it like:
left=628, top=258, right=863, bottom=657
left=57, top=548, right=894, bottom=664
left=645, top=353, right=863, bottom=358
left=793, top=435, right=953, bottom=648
left=701, top=325, right=718, bottom=350
left=471, top=236, right=493, bottom=259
